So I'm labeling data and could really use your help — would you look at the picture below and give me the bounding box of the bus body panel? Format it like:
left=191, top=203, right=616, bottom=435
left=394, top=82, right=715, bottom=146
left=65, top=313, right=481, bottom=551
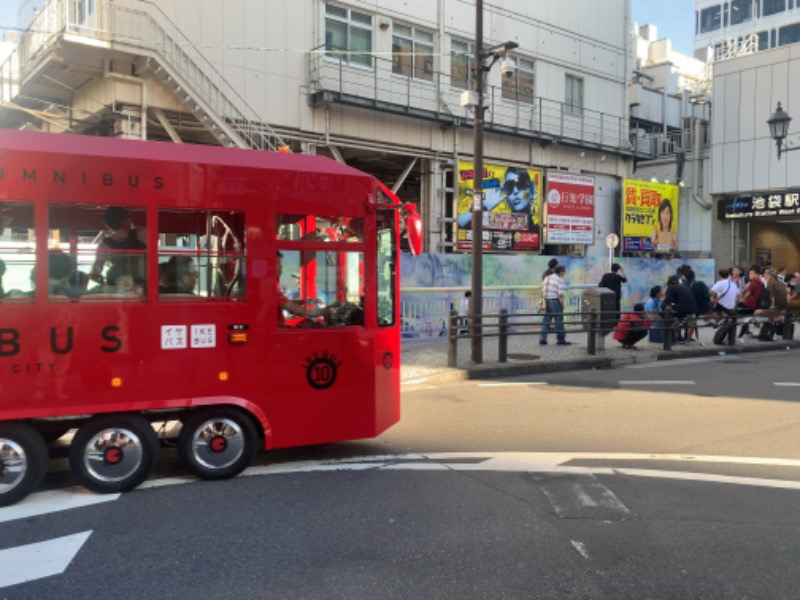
left=0, top=130, right=403, bottom=454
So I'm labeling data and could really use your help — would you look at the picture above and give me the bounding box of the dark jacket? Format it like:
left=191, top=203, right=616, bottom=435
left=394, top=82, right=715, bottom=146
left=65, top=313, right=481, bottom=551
left=664, top=283, right=697, bottom=317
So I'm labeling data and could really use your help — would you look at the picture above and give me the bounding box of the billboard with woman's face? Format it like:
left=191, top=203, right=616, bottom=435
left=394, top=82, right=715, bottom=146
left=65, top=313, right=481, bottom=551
left=622, top=180, right=679, bottom=254
left=456, top=161, right=542, bottom=252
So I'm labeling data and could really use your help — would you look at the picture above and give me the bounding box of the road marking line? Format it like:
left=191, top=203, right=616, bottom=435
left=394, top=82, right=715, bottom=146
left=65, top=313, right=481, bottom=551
left=571, top=540, right=590, bottom=560
left=774, top=382, right=800, bottom=387
left=618, top=380, right=696, bottom=385
left=572, top=484, right=598, bottom=508
left=0, top=488, right=119, bottom=525
left=477, top=382, right=548, bottom=387
left=0, top=531, right=91, bottom=589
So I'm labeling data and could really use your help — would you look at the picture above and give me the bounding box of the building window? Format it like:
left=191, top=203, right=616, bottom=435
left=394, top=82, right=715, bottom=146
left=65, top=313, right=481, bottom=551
left=758, top=30, right=770, bottom=49
left=763, top=0, right=786, bottom=16
left=700, top=5, right=722, bottom=32
left=779, top=22, right=800, bottom=45
left=501, top=56, right=534, bottom=104
left=565, top=74, right=584, bottom=116
left=730, top=0, right=753, bottom=25
left=392, top=23, right=434, bottom=81
left=325, top=4, right=373, bottom=68
left=450, top=39, right=474, bottom=90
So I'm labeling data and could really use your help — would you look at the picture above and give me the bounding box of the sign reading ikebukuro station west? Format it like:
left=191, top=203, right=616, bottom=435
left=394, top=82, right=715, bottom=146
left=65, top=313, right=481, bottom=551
left=544, top=172, right=595, bottom=244
left=719, top=191, right=800, bottom=220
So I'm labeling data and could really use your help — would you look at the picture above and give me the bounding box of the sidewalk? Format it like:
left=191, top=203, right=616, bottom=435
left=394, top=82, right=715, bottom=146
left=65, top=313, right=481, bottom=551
left=400, top=329, right=800, bottom=385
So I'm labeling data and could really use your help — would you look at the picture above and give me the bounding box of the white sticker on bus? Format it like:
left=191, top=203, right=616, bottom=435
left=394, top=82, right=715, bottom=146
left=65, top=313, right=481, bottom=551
left=191, top=324, right=216, bottom=348
left=161, top=325, right=188, bottom=349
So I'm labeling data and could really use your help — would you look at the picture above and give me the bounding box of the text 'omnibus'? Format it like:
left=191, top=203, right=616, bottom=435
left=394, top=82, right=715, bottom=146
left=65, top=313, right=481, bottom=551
left=0, top=130, right=422, bottom=506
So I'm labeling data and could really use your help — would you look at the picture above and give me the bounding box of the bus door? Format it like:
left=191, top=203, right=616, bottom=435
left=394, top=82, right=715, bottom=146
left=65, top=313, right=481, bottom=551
left=373, top=206, right=401, bottom=432
left=273, top=215, right=373, bottom=447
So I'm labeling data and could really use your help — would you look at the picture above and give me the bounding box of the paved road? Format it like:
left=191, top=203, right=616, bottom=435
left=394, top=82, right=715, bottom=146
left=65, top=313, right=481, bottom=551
left=3, top=351, right=800, bottom=598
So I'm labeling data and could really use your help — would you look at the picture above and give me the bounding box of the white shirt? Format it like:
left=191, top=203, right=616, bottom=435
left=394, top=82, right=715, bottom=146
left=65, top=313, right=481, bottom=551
left=710, top=278, right=739, bottom=310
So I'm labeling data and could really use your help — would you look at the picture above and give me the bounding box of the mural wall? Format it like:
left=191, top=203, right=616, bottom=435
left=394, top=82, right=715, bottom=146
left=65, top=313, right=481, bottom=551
left=400, top=253, right=716, bottom=337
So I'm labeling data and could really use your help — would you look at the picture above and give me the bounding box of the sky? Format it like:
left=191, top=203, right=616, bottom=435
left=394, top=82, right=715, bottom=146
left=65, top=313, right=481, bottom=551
left=0, top=2, right=17, bottom=37
left=632, top=0, right=697, bottom=56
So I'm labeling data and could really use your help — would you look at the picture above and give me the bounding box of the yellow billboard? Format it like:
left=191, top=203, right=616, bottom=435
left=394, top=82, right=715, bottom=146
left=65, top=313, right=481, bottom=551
left=622, top=179, right=679, bottom=254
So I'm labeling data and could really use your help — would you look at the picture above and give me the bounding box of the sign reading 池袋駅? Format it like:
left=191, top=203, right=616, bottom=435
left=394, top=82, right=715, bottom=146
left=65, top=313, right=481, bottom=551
left=544, top=172, right=595, bottom=245
left=718, top=192, right=800, bottom=220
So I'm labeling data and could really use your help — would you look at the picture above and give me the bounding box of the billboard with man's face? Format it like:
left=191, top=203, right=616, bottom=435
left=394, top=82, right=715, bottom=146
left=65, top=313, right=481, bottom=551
left=456, top=161, right=542, bottom=252
left=622, top=179, right=679, bottom=254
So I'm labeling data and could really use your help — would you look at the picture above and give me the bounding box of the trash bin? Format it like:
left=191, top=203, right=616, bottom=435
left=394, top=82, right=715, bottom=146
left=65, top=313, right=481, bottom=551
left=582, top=288, right=617, bottom=337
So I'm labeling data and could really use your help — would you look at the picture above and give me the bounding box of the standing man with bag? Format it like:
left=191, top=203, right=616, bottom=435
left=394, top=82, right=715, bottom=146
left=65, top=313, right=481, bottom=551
left=539, top=265, right=571, bottom=346
left=599, top=262, right=628, bottom=322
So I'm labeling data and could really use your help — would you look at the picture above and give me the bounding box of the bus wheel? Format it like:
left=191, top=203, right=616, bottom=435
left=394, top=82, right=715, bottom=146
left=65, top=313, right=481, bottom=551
left=0, top=423, right=48, bottom=507
left=69, top=415, right=159, bottom=494
left=178, top=408, right=258, bottom=480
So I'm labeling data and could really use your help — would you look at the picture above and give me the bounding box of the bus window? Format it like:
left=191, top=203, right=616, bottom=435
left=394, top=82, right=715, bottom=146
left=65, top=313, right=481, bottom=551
left=158, top=209, right=245, bottom=301
left=277, top=214, right=364, bottom=243
left=48, top=204, right=146, bottom=300
left=0, top=202, right=35, bottom=302
left=278, top=249, right=364, bottom=327
left=377, top=208, right=396, bottom=327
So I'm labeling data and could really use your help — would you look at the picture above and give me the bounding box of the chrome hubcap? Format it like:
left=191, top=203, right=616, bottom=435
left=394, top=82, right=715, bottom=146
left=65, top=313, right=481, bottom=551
left=191, top=418, right=244, bottom=470
left=83, top=428, right=144, bottom=483
left=0, top=438, right=27, bottom=494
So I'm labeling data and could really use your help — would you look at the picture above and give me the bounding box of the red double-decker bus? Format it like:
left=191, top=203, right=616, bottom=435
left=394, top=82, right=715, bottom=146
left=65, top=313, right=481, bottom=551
left=0, top=130, right=421, bottom=506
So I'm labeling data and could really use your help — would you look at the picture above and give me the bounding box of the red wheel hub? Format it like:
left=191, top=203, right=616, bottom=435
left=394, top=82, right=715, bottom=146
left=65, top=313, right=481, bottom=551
left=104, top=447, right=123, bottom=465
left=209, top=435, right=228, bottom=453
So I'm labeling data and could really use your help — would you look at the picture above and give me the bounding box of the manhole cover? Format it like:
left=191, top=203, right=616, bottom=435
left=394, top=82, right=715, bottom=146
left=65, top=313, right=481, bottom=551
left=507, top=353, right=539, bottom=361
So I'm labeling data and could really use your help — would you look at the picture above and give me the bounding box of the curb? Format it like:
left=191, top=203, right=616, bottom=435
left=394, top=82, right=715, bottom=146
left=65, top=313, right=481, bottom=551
left=401, top=339, right=800, bottom=386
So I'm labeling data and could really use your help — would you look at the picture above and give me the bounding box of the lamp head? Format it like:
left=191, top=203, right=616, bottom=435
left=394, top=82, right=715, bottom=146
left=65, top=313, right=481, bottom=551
left=768, top=102, right=792, bottom=141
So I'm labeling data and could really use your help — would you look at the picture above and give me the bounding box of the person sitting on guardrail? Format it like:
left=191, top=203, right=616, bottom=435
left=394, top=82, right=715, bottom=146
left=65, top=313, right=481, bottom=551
left=664, top=274, right=697, bottom=345
left=755, top=268, right=789, bottom=324
left=613, top=303, right=650, bottom=350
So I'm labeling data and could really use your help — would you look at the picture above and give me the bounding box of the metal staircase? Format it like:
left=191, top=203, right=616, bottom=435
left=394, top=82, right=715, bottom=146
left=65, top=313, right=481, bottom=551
left=0, top=0, right=286, bottom=151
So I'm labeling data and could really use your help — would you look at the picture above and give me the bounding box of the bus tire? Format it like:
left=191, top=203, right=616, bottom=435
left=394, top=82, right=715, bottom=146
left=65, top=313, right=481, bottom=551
left=69, top=414, right=159, bottom=494
left=0, top=423, right=48, bottom=507
left=178, top=408, right=258, bottom=480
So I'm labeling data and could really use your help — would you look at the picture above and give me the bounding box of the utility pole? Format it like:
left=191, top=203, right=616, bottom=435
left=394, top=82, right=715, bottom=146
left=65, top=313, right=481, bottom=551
left=470, top=0, right=485, bottom=364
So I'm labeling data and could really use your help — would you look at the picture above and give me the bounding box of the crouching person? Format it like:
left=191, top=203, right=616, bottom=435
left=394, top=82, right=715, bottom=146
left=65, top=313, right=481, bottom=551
left=613, top=303, right=650, bottom=350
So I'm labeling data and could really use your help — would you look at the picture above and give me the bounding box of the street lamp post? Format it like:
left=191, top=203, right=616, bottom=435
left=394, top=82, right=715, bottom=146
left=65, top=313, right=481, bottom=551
left=767, top=101, right=800, bottom=159
left=469, top=0, right=518, bottom=364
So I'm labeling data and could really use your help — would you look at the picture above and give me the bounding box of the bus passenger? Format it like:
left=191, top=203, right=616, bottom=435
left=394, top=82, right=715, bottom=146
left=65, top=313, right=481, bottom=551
left=32, top=250, right=73, bottom=297
left=277, top=251, right=331, bottom=325
left=160, top=256, right=198, bottom=295
left=91, top=206, right=146, bottom=287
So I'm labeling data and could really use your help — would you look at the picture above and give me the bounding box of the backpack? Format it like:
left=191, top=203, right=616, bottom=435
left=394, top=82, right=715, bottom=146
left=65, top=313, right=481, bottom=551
left=758, top=322, right=776, bottom=341
left=690, top=280, right=711, bottom=314
left=758, top=284, right=772, bottom=310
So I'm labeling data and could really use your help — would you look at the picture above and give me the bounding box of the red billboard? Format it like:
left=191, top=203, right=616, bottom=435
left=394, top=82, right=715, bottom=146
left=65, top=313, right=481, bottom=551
left=544, top=172, right=595, bottom=245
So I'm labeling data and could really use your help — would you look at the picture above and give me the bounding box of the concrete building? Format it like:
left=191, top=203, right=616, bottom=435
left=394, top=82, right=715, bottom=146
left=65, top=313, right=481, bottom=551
left=695, top=0, right=800, bottom=60
left=711, top=44, right=800, bottom=271
left=629, top=23, right=714, bottom=258
left=0, top=0, right=641, bottom=259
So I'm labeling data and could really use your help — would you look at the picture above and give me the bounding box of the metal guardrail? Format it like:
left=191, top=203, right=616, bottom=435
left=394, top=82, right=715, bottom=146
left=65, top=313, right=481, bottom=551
left=446, top=307, right=797, bottom=366
left=308, top=49, right=633, bottom=155
left=400, top=285, right=593, bottom=339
